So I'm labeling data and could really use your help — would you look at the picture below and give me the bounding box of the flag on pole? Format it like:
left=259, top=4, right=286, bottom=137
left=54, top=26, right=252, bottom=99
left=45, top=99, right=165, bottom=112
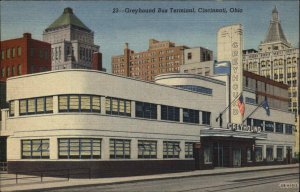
left=262, top=99, right=270, bottom=116
left=237, top=94, right=245, bottom=116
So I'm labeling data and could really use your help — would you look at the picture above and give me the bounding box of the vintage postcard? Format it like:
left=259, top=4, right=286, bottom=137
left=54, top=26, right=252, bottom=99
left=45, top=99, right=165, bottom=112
left=0, top=0, right=299, bottom=191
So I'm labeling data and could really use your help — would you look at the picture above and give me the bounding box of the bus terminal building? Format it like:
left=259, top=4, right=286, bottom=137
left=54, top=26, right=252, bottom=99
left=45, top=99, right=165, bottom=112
left=0, top=69, right=296, bottom=177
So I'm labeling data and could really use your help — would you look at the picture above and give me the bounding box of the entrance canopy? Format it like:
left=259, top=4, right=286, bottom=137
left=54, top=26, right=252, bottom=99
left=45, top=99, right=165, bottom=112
left=200, top=128, right=267, bottom=140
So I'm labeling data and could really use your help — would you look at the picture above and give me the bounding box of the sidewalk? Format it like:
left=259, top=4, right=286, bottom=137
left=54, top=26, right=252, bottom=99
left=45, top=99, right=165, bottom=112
left=1, top=164, right=299, bottom=192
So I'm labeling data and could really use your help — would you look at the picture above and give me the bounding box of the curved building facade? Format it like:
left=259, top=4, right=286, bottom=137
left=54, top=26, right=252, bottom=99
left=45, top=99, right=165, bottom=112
left=0, top=70, right=296, bottom=177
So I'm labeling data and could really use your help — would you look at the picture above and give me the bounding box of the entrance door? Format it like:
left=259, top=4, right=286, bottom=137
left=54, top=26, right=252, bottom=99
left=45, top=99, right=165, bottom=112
left=233, top=148, right=241, bottom=167
left=213, top=143, right=224, bottom=167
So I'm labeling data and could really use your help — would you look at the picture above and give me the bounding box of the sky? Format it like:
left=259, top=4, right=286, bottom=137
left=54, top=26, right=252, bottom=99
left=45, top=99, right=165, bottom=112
left=1, top=0, right=299, bottom=72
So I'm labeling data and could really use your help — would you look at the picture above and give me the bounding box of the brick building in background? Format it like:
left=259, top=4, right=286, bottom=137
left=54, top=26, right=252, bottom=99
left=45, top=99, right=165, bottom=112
left=0, top=33, right=51, bottom=82
left=112, top=39, right=188, bottom=81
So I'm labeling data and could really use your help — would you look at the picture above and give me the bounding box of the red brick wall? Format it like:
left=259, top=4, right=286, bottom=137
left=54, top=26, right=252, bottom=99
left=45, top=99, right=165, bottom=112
left=0, top=33, right=51, bottom=81
left=92, top=52, right=102, bottom=71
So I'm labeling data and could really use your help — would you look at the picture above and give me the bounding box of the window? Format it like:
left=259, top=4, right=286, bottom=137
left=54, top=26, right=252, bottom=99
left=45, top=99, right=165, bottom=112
left=174, top=85, right=212, bottom=95
left=106, top=97, right=131, bottom=116
left=12, top=66, right=15, bottom=76
left=1, top=68, right=5, bottom=77
left=163, top=141, right=180, bottom=158
left=110, top=139, right=130, bottom=159
left=19, top=96, right=53, bottom=115
left=6, top=48, right=10, bottom=59
left=245, top=97, right=256, bottom=104
left=285, top=124, right=294, bottom=134
left=255, top=146, right=263, bottom=161
left=58, top=138, right=101, bottom=159
left=9, top=101, right=15, bottom=117
left=265, top=121, right=274, bottom=132
left=253, top=119, right=263, bottom=128
left=275, top=123, right=283, bottom=133
left=6, top=67, right=10, bottom=77
left=247, top=148, right=252, bottom=162
left=161, top=105, right=179, bottom=122
left=204, top=145, right=212, bottom=164
left=183, top=109, right=199, bottom=124
left=17, top=47, right=22, bottom=56
left=202, top=111, right=211, bottom=125
left=187, top=52, right=192, bottom=60
left=39, top=49, right=43, bottom=59
left=58, top=95, right=101, bottom=113
left=135, top=101, right=157, bottom=119
left=21, top=139, right=49, bottom=159
left=138, top=140, right=157, bottom=159
left=266, top=146, right=273, bottom=161
left=12, top=48, right=16, bottom=58
left=1, top=50, right=4, bottom=60
left=185, top=142, right=194, bottom=158
left=277, top=147, right=283, bottom=161
left=17, top=64, right=22, bottom=75
left=30, top=48, right=34, bottom=57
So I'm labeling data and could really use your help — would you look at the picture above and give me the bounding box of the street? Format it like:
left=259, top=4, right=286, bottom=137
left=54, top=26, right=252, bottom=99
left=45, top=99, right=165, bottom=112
left=44, top=167, right=299, bottom=192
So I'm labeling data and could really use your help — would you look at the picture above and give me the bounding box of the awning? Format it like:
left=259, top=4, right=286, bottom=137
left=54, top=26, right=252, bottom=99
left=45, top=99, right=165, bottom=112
left=200, top=128, right=267, bottom=140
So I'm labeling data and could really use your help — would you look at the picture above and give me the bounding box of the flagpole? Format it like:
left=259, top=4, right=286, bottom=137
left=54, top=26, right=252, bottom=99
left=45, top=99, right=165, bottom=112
left=216, top=91, right=243, bottom=121
left=242, top=101, right=264, bottom=124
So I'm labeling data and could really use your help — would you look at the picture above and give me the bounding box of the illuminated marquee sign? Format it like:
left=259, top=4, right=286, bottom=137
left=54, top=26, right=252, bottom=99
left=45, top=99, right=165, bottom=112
left=227, top=123, right=262, bottom=133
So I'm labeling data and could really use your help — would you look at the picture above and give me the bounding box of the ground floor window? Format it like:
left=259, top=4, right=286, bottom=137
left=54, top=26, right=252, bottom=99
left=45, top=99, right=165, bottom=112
left=266, top=146, right=273, bottom=161
left=163, top=141, right=180, bottom=158
left=247, top=148, right=252, bottom=162
left=255, top=146, right=263, bottom=162
left=21, top=139, right=49, bottom=159
left=58, top=138, right=101, bottom=159
left=110, top=139, right=131, bottom=159
left=276, top=147, right=283, bottom=161
left=204, top=145, right=212, bottom=164
left=138, top=140, right=157, bottom=159
left=185, top=142, right=194, bottom=158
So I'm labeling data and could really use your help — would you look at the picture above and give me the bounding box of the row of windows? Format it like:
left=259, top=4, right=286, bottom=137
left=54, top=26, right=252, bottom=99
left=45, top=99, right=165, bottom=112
left=21, top=138, right=195, bottom=159
left=1, top=47, right=22, bottom=60
left=1, top=65, right=22, bottom=78
left=59, top=95, right=101, bottom=113
left=10, top=95, right=212, bottom=125
left=247, top=118, right=294, bottom=134
left=18, top=97, right=53, bottom=116
left=255, top=146, right=292, bottom=162
left=174, top=85, right=213, bottom=95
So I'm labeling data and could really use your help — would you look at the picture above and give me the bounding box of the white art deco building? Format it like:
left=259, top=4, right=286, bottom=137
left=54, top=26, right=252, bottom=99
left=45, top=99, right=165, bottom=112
left=0, top=69, right=295, bottom=177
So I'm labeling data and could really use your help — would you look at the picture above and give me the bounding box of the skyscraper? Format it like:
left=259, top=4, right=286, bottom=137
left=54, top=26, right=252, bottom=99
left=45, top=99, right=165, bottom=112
left=243, top=6, right=299, bottom=153
left=43, top=7, right=102, bottom=70
left=243, top=6, right=299, bottom=113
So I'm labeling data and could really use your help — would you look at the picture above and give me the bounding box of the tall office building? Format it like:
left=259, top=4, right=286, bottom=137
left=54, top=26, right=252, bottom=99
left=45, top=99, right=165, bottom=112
left=243, top=6, right=299, bottom=153
left=243, top=6, right=299, bottom=113
left=43, top=7, right=102, bottom=70
left=112, top=39, right=188, bottom=81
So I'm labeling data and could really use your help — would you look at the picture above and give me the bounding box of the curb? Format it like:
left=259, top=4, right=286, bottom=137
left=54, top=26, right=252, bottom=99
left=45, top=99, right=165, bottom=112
left=9, top=164, right=300, bottom=192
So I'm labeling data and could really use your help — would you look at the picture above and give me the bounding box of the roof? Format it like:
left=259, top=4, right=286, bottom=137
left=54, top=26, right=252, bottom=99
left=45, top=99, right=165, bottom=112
left=262, top=6, right=289, bottom=44
left=45, top=7, right=91, bottom=32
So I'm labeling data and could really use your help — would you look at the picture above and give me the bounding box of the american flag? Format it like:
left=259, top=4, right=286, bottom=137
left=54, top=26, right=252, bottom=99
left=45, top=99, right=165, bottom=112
left=237, top=94, right=245, bottom=116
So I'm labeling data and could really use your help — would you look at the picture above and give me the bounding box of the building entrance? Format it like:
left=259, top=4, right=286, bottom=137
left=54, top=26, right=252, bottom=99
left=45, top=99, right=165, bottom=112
left=201, top=136, right=255, bottom=168
left=233, top=148, right=241, bottom=167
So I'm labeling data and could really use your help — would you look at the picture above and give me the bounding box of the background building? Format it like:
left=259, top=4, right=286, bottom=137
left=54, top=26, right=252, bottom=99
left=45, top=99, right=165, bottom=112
left=242, top=7, right=299, bottom=154
left=0, top=33, right=51, bottom=82
left=180, top=47, right=214, bottom=76
left=43, top=7, right=102, bottom=71
left=243, top=7, right=299, bottom=114
left=112, top=39, right=188, bottom=81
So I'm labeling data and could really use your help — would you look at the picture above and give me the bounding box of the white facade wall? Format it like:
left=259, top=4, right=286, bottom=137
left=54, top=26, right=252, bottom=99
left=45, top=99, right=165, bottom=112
left=2, top=70, right=295, bottom=163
